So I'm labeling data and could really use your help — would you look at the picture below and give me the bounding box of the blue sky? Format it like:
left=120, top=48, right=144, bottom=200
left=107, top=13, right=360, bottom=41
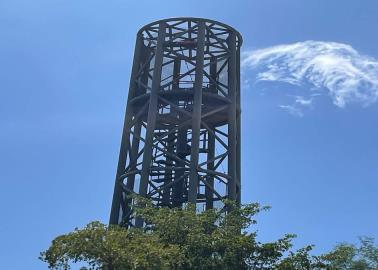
left=1, top=0, right=378, bottom=268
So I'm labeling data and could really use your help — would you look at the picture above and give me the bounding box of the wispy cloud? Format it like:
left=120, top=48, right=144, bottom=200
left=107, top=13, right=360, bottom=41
left=242, top=41, right=378, bottom=115
left=279, top=104, right=304, bottom=117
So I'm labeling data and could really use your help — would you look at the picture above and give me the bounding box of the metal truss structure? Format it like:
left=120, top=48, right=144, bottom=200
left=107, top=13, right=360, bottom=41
left=110, top=18, right=242, bottom=227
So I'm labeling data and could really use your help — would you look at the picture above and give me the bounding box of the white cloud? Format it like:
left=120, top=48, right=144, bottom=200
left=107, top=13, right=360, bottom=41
left=279, top=104, right=304, bottom=117
left=242, top=41, right=378, bottom=112
left=294, top=96, right=313, bottom=107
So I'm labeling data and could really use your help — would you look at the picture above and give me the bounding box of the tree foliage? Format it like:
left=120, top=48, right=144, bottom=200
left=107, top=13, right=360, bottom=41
left=40, top=199, right=376, bottom=270
left=321, top=237, right=378, bottom=270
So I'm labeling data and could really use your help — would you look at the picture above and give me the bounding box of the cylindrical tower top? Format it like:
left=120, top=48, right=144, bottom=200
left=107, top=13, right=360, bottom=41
left=137, top=17, right=243, bottom=47
left=127, top=17, right=242, bottom=128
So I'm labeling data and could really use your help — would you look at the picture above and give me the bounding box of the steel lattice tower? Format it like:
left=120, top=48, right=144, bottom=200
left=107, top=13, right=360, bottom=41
left=110, top=18, right=242, bottom=227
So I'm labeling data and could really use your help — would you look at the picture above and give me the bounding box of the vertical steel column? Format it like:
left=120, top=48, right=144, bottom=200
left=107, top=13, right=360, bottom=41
left=109, top=34, right=144, bottom=225
left=188, top=21, right=206, bottom=203
left=122, top=46, right=150, bottom=223
left=205, top=129, right=215, bottom=209
left=236, top=48, right=241, bottom=203
left=227, top=32, right=237, bottom=201
left=205, top=57, right=217, bottom=209
left=169, top=59, right=184, bottom=207
left=136, top=23, right=166, bottom=227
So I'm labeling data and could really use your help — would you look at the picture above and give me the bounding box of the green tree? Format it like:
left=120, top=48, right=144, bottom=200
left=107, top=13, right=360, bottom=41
left=39, top=199, right=326, bottom=270
left=322, top=237, right=378, bottom=270
left=40, top=221, right=184, bottom=270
